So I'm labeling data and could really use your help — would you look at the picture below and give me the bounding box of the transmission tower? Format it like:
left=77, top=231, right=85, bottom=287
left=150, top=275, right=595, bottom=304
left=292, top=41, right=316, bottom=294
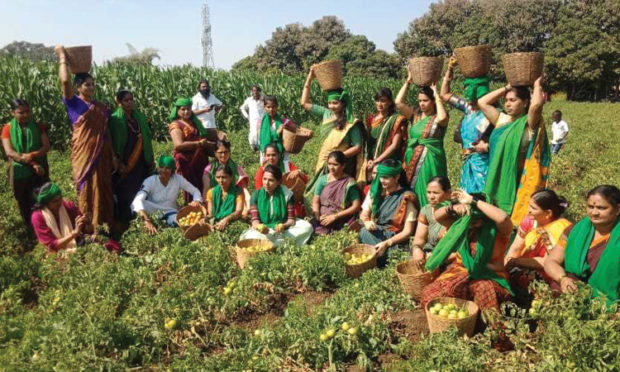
left=201, top=1, right=215, bottom=68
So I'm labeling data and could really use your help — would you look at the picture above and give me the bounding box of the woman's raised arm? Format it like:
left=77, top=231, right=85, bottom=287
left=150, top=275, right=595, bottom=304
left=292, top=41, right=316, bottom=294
left=300, top=67, right=315, bottom=111
left=478, top=85, right=507, bottom=125
left=54, top=45, right=73, bottom=99
left=527, top=76, right=544, bottom=131
left=395, top=69, right=415, bottom=119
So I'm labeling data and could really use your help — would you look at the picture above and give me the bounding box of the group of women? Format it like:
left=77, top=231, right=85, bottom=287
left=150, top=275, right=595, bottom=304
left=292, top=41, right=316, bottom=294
left=2, top=48, right=618, bottom=310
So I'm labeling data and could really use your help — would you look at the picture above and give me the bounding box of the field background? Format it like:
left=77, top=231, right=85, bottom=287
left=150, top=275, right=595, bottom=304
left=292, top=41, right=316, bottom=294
left=0, top=59, right=618, bottom=370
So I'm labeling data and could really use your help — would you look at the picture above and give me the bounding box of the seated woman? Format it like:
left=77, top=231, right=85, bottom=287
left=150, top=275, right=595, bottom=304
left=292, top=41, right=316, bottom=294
left=422, top=189, right=513, bottom=312
left=504, top=190, right=571, bottom=291
left=202, top=140, right=250, bottom=217
left=544, top=185, right=619, bottom=306
left=241, top=165, right=313, bottom=246
left=311, top=151, right=362, bottom=235
left=411, top=176, right=452, bottom=269
left=206, top=164, right=244, bottom=231
left=131, top=156, right=203, bottom=235
left=31, top=182, right=91, bottom=254
left=258, top=95, right=297, bottom=163
left=255, top=144, right=308, bottom=218
left=359, top=160, right=418, bottom=262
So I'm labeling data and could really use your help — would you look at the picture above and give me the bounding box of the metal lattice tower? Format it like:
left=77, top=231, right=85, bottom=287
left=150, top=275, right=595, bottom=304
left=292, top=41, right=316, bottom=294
left=201, top=1, right=215, bottom=68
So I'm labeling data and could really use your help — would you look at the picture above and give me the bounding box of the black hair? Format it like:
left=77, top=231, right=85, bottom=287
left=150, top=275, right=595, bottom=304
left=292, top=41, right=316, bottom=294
left=197, top=79, right=210, bottom=89
left=215, top=164, right=234, bottom=177
left=216, top=139, right=231, bottom=150
left=251, top=85, right=261, bottom=91
left=531, top=189, right=569, bottom=218
left=587, top=185, right=620, bottom=207
left=416, top=86, right=437, bottom=114
left=374, top=88, right=395, bottom=115
left=263, top=95, right=278, bottom=106
left=115, top=89, right=132, bottom=102
left=9, top=98, right=28, bottom=110
left=264, top=143, right=280, bottom=155
left=428, top=176, right=451, bottom=192
left=552, top=110, right=562, bottom=117
left=327, top=150, right=346, bottom=165
left=506, top=86, right=531, bottom=112
left=74, top=72, right=93, bottom=87
left=263, top=164, right=283, bottom=182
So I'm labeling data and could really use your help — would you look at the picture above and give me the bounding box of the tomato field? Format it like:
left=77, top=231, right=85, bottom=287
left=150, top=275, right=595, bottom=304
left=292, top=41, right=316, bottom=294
left=0, top=57, right=619, bottom=370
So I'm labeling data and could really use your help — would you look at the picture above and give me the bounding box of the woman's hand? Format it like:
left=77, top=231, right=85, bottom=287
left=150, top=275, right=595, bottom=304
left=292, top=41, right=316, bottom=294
left=144, top=220, right=158, bottom=235
left=560, top=276, right=578, bottom=293
left=188, top=201, right=202, bottom=208
left=406, top=67, right=413, bottom=84
left=471, top=140, right=489, bottom=153
left=54, top=45, right=66, bottom=61
left=430, top=82, right=439, bottom=96
left=319, top=214, right=337, bottom=227
left=448, top=56, right=458, bottom=69
left=253, top=223, right=269, bottom=234
left=306, top=66, right=316, bottom=81
left=214, top=218, right=228, bottom=231
left=275, top=223, right=285, bottom=233
left=288, top=169, right=300, bottom=178
left=363, top=220, right=377, bottom=231
left=374, top=240, right=391, bottom=256
left=366, top=160, right=374, bottom=170
left=33, top=164, right=45, bottom=177
left=452, top=189, right=473, bottom=205
left=453, top=203, right=471, bottom=217
left=412, top=246, right=426, bottom=270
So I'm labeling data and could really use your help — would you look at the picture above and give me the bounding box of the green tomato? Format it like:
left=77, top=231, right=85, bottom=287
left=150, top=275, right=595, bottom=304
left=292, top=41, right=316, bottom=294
left=348, top=327, right=358, bottom=335
left=457, top=311, right=468, bottom=319
left=439, top=309, right=449, bottom=317
left=326, top=328, right=335, bottom=338
left=341, top=322, right=350, bottom=331
left=319, top=333, right=328, bottom=342
left=448, top=313, right=458, bottom=320
left=254, top=329, right=261, bottom=337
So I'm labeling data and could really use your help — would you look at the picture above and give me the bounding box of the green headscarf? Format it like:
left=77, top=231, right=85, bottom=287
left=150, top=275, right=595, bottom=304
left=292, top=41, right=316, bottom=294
left=36, top=182, right=62, bottom=205
left=256, top=186, right=287, bottom=228
left=326, top=88, right=354, bottom=124
left=168, top=98, right=207, bottom=137
left=156, top=155, right=176, bottom=171
left=9, top=118, right=47, bottom=180
left=463, top=76, right=490, bottom=102
left=109, top=107, right=154, bottom=164
left=212, top=184, right=239, bottom=221
left=259, top=113, right=284, bottom=153
left=369, top=161, right=402, bottom=216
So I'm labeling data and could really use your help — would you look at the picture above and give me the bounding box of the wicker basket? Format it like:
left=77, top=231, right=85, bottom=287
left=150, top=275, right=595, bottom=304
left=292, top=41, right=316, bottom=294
left=395, top=260, right=439, bottom=300
left=235, top=239, right=275, bottom=269
left=454, top=45, right=492, bottom=78
left=184, top=222, right=211, bottom=241
left=175, top=205, right=207, bottom=233
left=282, top=126, right=313, bottom=154
left=313, top=60, right=343, bottom=91
left=502, top=52, right=543, bottom=86
left=283, top=173, right=305, bottom=202
left=408, top=57, right=444, bottom=86
left=425, top=297, right=479, bottom=337
left=64, top=46, right=92, bottom=74
left=343, top=244, right=377, bottom=278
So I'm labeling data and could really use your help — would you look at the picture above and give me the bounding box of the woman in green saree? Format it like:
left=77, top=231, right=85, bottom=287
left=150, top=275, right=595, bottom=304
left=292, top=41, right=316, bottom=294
left=545, top=185, right=619, bottom=307
left=301, top=66, right=365, bottom=194
left=395, top=72, right=449, bottom=207
left=478, top=77, right=549, bottom=227
left=206, top=164, right=244, bottom=231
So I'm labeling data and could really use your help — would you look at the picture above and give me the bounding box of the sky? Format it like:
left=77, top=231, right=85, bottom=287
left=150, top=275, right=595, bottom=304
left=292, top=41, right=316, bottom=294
left=0, top=0, right=435, bottom=70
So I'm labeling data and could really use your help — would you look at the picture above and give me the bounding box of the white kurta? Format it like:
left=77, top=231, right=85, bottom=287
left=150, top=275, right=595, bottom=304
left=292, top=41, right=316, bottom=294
left=192, top=92, right=222, bottom=129
left=131, top=174, right=203, bottom=218
left=239, top=95, right=265, bottom=149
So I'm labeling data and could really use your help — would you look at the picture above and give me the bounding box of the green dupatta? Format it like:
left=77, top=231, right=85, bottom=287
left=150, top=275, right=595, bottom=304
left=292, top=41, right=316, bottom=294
left=209, top=159, right=240, bottom=187
left=109, top=107, right=154, bottom=164
left=369, top=113, right=399, bottom=159
left=565, top=218, right=620, bottom=306
left=212, top=184, right=239, bottom=221
left=9, top=118, right=47, bottom=180
left=259, top=113, right=283, bottom=153
left=425, top=203, right=513, bottom=294
left=256, top=186, right=287, bottom=228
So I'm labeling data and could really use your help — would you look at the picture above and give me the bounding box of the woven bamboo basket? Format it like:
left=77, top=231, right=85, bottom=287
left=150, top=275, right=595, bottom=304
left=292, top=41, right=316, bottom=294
left=184, top=222, right=211, bottom=241
left=313, top=60, right=343, bottom=91
left=343, top=244, right=377, bottom=278
left=64, top=46, right=92, bottom=74
left=235, top=239, right=275, bottom=269
left=425, top=297, right=479, bottom=337
left=282, top=126, right=313, bottom=154
left=283, top=173, right=305, bottom=202
left=408, top=57, right=444, bottom=86
left=502, top=52, right=543, bottom=86
left=175, top=205, right=206, bottom=233
left=395, top=260, right=439, bottom=300
left=454, top=45, right=492, bottom=78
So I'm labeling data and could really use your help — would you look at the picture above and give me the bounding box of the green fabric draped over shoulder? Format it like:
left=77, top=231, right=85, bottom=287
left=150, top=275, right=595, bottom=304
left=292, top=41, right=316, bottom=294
left=565, top=218, right=620, bottom=306
left=326, top=89, right=354, bottom=124
left=425, top=201, right=513, bottom=295
left=9, top=118, right=47, bottom=180
left=109, top=107, right=154, bottom=164
left=369, top=161, right=402, bottom=216
left=169, top=97, right=207, bottom=137
left=212, top=184, right=239, bottom=221
left=259, top=113, right=283, bottom=153
left=209, top=159, right=239, bottom=187
left=257, top=186, right=287, bottom=228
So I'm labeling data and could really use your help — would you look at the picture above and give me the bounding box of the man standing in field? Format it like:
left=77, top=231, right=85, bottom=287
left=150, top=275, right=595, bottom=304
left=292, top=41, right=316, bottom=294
left=192, top=79, right=223, bottom=131
left=239, top=85, right=265, bottom=151
left=550, top=110, right=569, bottom=155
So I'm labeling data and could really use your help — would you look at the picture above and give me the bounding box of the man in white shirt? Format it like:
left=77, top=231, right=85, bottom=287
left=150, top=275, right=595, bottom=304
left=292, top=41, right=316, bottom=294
left=550, top=110, right=569, bottom=155
left=239, top=85, right=265, bottom=151
left=192, top=79, right=223, bottom=130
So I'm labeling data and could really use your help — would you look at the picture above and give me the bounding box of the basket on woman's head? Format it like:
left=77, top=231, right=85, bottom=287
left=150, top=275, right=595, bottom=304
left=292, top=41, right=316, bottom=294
left=408, top=56, right=444, bottom=86
left=64, top=46, right=92, bottom=74
left=313, top=60, right=343, bottom=91
left=502, top=52, right=543, bottom=86
left=454, top=45, right=492, bottom=78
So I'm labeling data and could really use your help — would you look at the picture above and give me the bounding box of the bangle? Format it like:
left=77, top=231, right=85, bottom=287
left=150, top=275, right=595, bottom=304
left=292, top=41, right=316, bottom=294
left=504, top=85, right=510, bottom=93
left=471, top=199, right=478, bottom=207
left=558, top=274, right=567, bottom=284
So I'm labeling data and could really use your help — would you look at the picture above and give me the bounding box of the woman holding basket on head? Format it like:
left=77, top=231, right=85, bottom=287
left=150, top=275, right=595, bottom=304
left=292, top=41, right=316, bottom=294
left=301, top=64, right=365, bottom=194
left=396, top=70, right=449, bottom=207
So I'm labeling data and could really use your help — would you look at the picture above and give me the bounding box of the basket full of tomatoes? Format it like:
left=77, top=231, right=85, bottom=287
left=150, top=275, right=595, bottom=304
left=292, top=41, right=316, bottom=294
left=425, top=297, right=479, bottom=337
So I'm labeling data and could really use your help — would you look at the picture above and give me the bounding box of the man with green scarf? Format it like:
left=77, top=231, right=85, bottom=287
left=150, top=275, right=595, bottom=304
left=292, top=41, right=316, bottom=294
left=2, top=99, right=50, bottom=224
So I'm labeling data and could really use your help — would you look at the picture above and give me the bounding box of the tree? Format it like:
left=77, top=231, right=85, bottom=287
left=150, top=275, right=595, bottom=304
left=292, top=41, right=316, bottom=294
left=113, top=43, right=160, bottom=65
left=0, top=41, right=55, bottom=61
left=326, top=35, right=400, bottom=78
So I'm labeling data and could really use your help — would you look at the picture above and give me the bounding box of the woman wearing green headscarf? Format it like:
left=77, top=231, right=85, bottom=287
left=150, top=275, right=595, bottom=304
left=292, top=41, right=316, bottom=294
left=421, top=189, right=513, bottom=312
left=301, top=66, right=365, bottom=194
left=440, top=57, right=493, bottom=194
left=359, top=160, right=418, bottom=262
left=168, top=97, right=211, bottom=202
left=109, top=90, right=154, bottom=228
left=396, top=72, right=449, bottom=207
left=2, top=98, right=50, bottom=224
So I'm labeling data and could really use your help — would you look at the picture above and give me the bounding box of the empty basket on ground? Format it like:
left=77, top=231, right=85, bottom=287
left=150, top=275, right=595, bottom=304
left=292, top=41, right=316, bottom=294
left=502, top=52, right=543, bottom=86
left=64, top=46, right=92, bottom=74
left=313, top=60, right=343, bottom=91
left=283, top=172, right=305, bottom=202
left=454, top=45, right=492, bottom=78
left=395, top=260, right=439, bottom=300
left=184, top=222, right=211, bottom=241
left=176, top=205, right=206, bottom=232
left=282, top=126, right=313, bottom=154
left=425, top=297, right=479, bottom=337
left=235, top=239, right=275, bottom=269
left=408, top=57, right=444, bottom=86
left=343, top=244, right=377, bottom=278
